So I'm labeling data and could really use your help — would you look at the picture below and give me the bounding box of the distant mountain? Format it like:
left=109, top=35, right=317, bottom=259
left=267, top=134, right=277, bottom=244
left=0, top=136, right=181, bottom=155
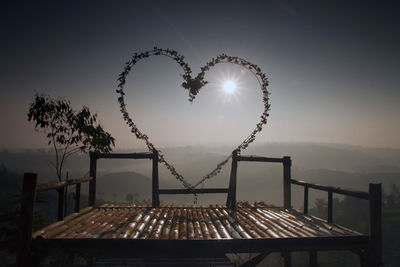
left=1, top=143, right=400, bottom=177
left=0, top=150, right=90, bottom=182
left=1, top=143, right=400, bottom=207
left=244, top=143, right=400, bottom=173
left=96, top=171, right=176, bottom=203
left=90, top=168, right=399, bottom=208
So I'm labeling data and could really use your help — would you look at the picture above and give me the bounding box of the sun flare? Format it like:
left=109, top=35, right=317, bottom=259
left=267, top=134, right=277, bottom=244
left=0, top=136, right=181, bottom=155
left=223, top=80, right=236, bottom=94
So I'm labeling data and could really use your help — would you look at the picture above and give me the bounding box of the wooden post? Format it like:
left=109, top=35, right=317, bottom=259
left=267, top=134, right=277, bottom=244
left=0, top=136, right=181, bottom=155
left=57, top=186, right=65, bottom=221
left=282, top=252, right=291, bottom=267
left=17, top=173, right=37, bottom=267
left=304, top=186, right=309, bottom=214
left=64, top=172, right=69, bottom=216
left=226, top=150, right=238, bottom=208
left=240, top=252, right=270, bottom=267
left=75, top=183, right=81, bottom=212
left=283, top=156, right=291, bottom=209
left=152, top=149, right=160, bottom=207
left=359, top=251, right=370, bottom=267
left=309, top=250, right=318, bottom=267
left=89, top=152, right=97, bottom=207
left=369, top=183, right=382, bottom=266
left=328, top=191, right=333, bottom=223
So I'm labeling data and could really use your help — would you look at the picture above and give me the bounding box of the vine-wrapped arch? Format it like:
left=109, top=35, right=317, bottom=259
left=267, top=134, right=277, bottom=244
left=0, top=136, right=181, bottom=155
left=116, top=47, right=270, bottom=192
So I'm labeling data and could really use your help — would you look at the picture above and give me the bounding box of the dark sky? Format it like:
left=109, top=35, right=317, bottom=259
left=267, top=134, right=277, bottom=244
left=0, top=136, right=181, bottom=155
left=1, top=0, right=399, bottom=149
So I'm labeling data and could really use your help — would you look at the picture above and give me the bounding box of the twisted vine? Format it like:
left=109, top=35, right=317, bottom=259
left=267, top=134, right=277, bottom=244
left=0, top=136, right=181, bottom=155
left=116, top=47, right=270, bottom=200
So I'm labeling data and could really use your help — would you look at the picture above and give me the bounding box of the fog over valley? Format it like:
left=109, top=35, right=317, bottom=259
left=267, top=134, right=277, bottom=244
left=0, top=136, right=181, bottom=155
left=2, top=142, right=399, bottom=207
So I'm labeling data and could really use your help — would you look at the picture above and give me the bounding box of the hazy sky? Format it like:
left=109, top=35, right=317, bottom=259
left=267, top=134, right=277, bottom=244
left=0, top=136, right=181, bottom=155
left=1, top=0, right=399, bottom=150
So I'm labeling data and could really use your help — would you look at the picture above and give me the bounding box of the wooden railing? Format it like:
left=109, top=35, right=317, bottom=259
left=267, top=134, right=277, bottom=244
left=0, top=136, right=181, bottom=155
left=226, top=151, right=292, bottom=208
left=89, top=150, right=236, bottom=207
left=17, top=151, right=382, bottom=266
left=17, top=173, right=92, bottom=266
left=23, top=174, right=93, bottom=222
left=290, top=179, right=370, bottom=218
left=89, top=151, right=292, bottom=209
left=232, top=153, right=382, bottom=265
left=290, top=178, right=382, bottom=264
left=90, top=151, right=291, bottom=209
left=89, top=151, right=158, bottom=206
left=36, top=175, right=93, bottom=221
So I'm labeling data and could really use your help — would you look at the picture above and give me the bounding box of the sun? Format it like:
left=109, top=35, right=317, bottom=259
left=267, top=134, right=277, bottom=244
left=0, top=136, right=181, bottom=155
left=223, top=80, right=236, bottom=94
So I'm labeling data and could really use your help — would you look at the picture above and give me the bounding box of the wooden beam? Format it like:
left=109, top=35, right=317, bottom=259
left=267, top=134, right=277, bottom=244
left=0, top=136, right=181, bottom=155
left=237, top=155, right=284, bottom=163
left=304, top=186, right=309, bottom=215
left=36, top=181, right=64, bottom=192
left=75, top=183, right=81, bottom=213
left=226, top=150, right=238, bottom=208
left=158, top=188, right=229, bottom=194
left=89, top=152, right=97, bottom=207
left=239, top=252, right=270, bottom=267
left=152, top=150, right=160, bottom=207
left=69, top=176, right=93, bottom=185
left=57, top=186, right=65, bottom=221
left=91, top=152, right=153, bottom=159
left=282, top=252, right=291, bottom=267
left=328, top=191, right=333, bottom=223
left=283, top=156, right=291, bottom=209
left=36, top=176, right=92, bottom=192
left=309, top=250, right=318, bottom=267
left=17, top=173, right=37, bottom=267
left=33, top=235, right=370, bottom=257
left=359, top=250, right=370, bottom=267
left=369, top=183, right=382, bottom=266
left=291, top=179, right=370, bottom=200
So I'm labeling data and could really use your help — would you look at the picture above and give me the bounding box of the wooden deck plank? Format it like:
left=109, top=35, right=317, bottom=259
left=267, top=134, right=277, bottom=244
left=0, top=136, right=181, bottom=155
left=33, top=236, right=370, bottom=257
left=32, top=204, right=365, bottom=242
left=213, top=208, right=242, bottom=239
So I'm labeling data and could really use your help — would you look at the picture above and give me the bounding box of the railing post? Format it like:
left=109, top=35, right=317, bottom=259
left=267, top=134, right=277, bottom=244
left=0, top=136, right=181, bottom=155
left=369, top=183, right=382, bottom=266
left=152, top=149, right=160, bottom=207
left=57, top=186, right=65, bottom=221
left=328, top=191, right=333, bottom=223
left=282, top=251, right=291, bottom=267
left=283, top=156, right=291, bottom=209
left=309, top=250, right=318, bottom=267
left=226, top=150, right=238, bottom=208
left=17, top=173, right=37, bottom=267
left=89, top=152, right=97, bottom=207
left=75, top=183, right=81, bottom=212
left=304, top=186, right=309, bottom=215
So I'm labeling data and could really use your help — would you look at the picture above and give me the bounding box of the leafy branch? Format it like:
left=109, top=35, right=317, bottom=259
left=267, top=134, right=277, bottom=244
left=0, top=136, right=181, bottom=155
left=28, top=94, right=115, bottom=181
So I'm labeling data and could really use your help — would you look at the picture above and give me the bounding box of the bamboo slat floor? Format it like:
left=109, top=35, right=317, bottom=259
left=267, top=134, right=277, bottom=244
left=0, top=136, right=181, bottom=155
left=33, top=203, right=363, bottom=241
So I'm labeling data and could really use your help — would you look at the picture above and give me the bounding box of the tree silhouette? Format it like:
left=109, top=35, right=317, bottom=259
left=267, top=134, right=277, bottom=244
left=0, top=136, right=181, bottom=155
left=28, top=94, right=115, bottom=181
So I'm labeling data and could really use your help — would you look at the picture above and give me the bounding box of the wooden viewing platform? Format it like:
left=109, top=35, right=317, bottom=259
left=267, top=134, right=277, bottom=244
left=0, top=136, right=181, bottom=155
left=17, top=152, right=382, bottom=266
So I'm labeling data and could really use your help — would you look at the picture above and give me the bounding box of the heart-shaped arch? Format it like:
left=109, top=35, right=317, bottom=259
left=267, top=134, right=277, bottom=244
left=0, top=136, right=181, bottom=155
left=116, top=47, right=270, bottom=191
